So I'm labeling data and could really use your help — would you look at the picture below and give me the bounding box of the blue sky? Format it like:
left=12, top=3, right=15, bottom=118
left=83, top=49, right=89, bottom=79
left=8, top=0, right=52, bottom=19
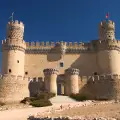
left=0, top=0, right=120, bottom=71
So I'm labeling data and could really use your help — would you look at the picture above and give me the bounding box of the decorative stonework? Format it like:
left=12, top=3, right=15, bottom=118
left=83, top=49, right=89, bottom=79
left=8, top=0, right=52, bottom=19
left=43, top=68, right=59, bottom=75
left=65, top=68, right=80, bottom=75
left=25, top=47, right=93, bottom=54
left=2, top=44, right=25, bottom=52
left=59, top=41, right=66, bottom=55
left=6, top=20, right=24, bottom=40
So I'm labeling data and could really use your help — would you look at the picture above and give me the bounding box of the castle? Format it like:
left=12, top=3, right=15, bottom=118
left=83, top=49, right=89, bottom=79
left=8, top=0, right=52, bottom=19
left=0, top=17, right=120, bottom=104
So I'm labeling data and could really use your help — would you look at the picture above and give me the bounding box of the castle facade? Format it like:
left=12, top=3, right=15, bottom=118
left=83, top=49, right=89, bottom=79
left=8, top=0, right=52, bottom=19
left=0, top=18, right=120, bottom=103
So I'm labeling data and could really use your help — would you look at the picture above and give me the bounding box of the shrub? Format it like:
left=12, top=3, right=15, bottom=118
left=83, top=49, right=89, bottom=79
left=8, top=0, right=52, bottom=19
left=69, top=93, right=88, bottom=101
left=20, top=97, right=37, bottom=104
left=30, top=99, right=52, bottom=107
left=20, top=92, right=54, bottom=107
left=33, top=92, right=56, bottom=100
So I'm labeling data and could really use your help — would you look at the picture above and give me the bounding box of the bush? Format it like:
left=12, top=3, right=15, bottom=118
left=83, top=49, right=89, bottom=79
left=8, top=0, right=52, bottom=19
left=30, top=99, right=52, bottom=107
left=69, top=93, right=88, bottom=101
left=20, top=97, right=37, bottom=104
left=20, top=92, right=55, bottom=107
left=33, top=92, right=56, bottom=100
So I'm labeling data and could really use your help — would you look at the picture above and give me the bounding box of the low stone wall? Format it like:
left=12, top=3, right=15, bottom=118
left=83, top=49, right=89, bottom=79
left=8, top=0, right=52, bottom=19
left=79, top=74, right=120, bottom=100
left=0, top=74, right=29, bottom=103
left=28, top=116, right=116, bottom=120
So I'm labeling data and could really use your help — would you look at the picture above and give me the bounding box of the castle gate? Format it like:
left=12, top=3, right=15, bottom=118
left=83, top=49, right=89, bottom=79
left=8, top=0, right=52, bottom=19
left=57, top=74, right=66, bottom=95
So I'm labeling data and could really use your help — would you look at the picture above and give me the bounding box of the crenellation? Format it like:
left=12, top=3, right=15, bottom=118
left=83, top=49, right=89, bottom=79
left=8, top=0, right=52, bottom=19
left=25, top=40, right=94, bottom=52
left=41, top=41, right=44, bottom=46
left=28, top=77, right=43, bottom=82
left=7, top=21, right=24, bottom=29
left=50, top=41, right=55, bottom=47
left=45, top=41, right=50, bottom=46
left=35, top=42, right=40, bottom=47
left=2, top=40, right=6, bottom=44
left=56, top=41, right=60, bottom=45
left=1, top=74, right=29, bottom=81
left=106, top=74, right=112, bottom=79
left=43, top=68, right=59, bottom=75
left=26, top=42, right=30, bottom=47
left=73, top=42, right=78, bottom=47
left=68, top=42, right=73, bottom=47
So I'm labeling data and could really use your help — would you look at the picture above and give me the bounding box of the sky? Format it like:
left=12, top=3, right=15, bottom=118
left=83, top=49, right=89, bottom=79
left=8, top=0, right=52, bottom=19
left=0, top=0, right=120, bottom=70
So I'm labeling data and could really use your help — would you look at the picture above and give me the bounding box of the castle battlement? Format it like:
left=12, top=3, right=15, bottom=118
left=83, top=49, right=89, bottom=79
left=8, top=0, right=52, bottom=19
left=2, top=39, right=26, bottom=45
left=25, top=41, right=87, bottom=48
left=28, top=77, right=44, bottom=82
left=99, top=20, right=115, bottom=30
left=25, top=41, right=91, bottom=53
left=2, top=74, right=28, bottom=81
left=7, top=20, right=24, bottom=29
left=81, top=74, right=120, bottom=83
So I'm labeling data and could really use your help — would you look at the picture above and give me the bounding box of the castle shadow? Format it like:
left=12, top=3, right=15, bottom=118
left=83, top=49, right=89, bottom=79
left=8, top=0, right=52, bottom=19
left=47, top=44, right=62, bottom=62
left=70, top=52, right=99, bottom=76
left=79, top=76, right=118, bottom=100
left=28, top=77, right=44, bottom=97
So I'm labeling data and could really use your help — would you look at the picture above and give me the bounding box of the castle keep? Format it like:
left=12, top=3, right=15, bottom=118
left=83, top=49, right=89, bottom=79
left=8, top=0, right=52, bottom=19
left=0, top=18, right=120, bottom=103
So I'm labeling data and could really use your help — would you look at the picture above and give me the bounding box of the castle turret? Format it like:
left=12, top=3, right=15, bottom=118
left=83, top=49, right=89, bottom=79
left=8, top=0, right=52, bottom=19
left=43, top=68, right=59, bottom=95
left=65, top=68, right=80, bottom=95
left=99, top=20, right=115, bottom=41
left=97, top=20, right=120, bottom=74
left=2, top=20, right=26, bottom=76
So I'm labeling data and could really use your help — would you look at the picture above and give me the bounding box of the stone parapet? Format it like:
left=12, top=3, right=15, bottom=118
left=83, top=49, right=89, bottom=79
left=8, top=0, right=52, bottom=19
left=26, top=41, right=86, bottom=48
left=0, top=74, right=29, bottom=104
left=99, top=20, right=115, bottom=30
left=65, top=68, right=80, bottom=75
left=25, top=41, right=93, bottom=54
left=79, top=74, right=120, bottom=100
left=43, top=68, right=59, bottom=75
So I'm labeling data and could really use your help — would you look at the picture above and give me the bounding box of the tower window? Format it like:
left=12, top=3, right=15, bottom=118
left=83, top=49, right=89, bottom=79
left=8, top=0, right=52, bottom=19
left=25, top=72, right=28, bottom=75
left=60, top=62, right=64, bottom=67
left=17, top=60, right=19, bottom=63
left=9, top=69, right=11, bottom=73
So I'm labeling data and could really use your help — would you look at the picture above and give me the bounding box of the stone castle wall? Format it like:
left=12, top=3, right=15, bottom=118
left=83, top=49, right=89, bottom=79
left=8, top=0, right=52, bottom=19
left=0, top=74, right=29, bottom=103
left=24, top=53, right=98, bottom=77
left=79, top=74, right=120, bottom=100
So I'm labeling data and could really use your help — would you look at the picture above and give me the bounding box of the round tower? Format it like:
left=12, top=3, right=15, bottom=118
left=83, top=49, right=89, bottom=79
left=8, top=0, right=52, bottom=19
left=43, top=68, right=59, bottom=95
left=97, top=20, right=120, bottom=74
left=65, top=68, right=80, bottom=95
left=2, top=20, right=26, bottom=76
left=99, top=20, right=115, bottom=41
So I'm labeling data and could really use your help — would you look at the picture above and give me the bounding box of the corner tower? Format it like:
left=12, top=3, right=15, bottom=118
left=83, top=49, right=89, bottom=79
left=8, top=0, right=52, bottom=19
left=97, top=19, right=120, bottom=74
left=2, top=20, right=26, bottom=76
left=99, top=20, right=115, bottom=41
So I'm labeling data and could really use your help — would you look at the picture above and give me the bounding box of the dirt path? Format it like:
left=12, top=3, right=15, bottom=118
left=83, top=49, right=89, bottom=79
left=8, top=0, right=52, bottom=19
left=0, top=106, right=50, bottom=120
left=45, top=102, right=120, bottom=119
left=0, top=101, right=120, bottom=120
